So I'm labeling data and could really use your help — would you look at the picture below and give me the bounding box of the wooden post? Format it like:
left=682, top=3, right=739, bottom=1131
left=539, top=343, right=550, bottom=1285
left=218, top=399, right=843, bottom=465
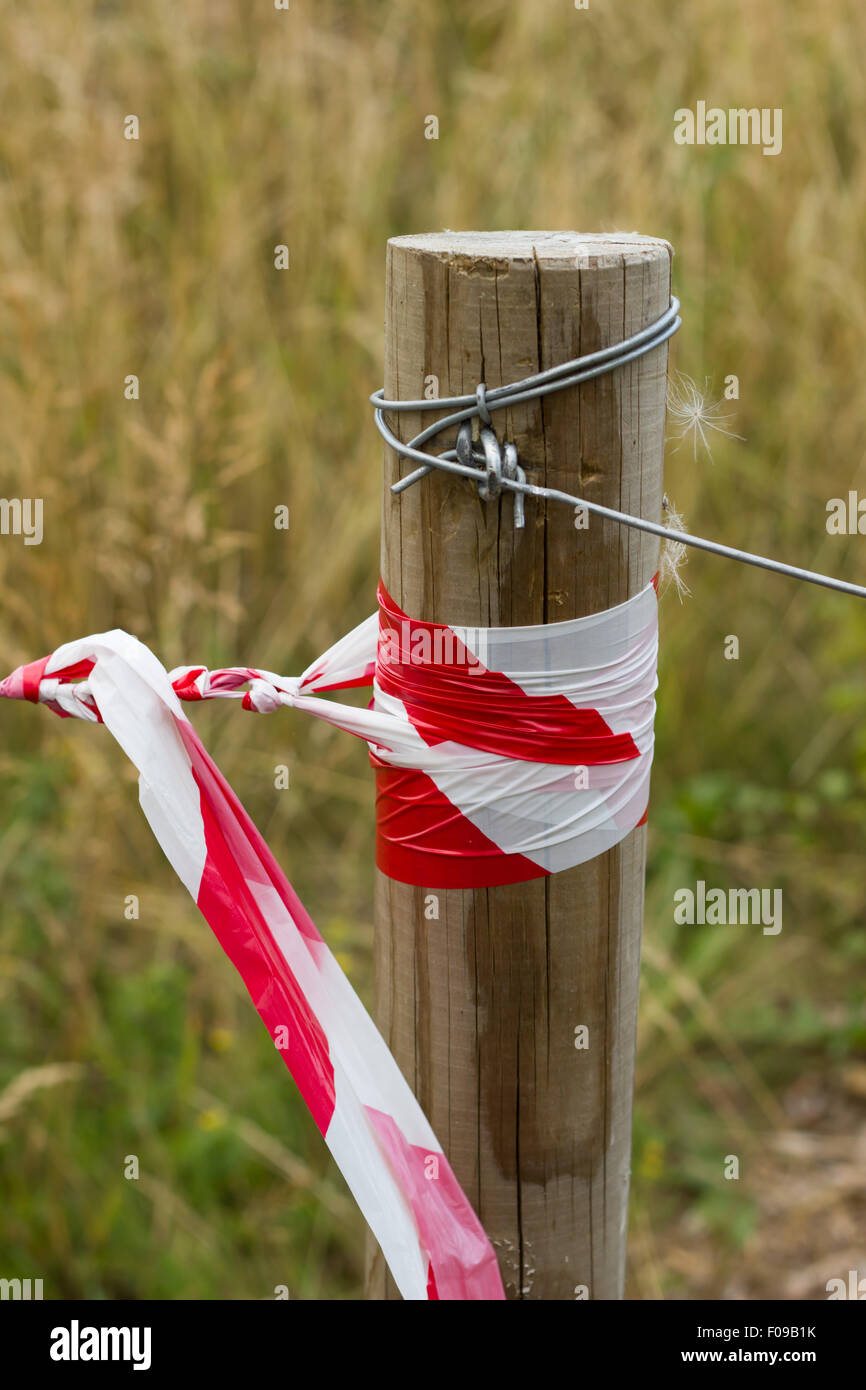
left=367, top=232, right=672, bottom=1300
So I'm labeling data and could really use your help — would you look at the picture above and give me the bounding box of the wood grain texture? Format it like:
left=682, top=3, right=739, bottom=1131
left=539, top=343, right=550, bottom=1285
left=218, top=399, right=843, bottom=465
left=366, top=231, right=671, bottom=1300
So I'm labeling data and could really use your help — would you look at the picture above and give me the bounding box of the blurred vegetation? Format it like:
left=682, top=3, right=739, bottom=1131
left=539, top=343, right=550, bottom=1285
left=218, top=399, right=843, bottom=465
left=0, top=0, right=864, bottom=1299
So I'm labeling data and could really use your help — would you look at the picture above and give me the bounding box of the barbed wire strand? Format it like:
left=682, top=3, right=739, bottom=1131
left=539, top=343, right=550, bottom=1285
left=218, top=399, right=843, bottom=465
left=370, top=297, right=866, bottom=601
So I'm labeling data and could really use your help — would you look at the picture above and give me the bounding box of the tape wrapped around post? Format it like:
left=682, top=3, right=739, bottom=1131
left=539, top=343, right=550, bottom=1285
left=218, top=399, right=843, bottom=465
left=371, top=577, right=658, bottom=887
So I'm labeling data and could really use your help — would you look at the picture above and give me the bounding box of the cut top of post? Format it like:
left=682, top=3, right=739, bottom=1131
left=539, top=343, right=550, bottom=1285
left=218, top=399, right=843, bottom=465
left=388, top=229, right=673, bottom=268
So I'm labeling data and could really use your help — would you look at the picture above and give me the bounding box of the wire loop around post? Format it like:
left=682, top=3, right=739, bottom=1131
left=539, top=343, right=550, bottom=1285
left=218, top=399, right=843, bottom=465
left=370, top=295, right=866, bottom=599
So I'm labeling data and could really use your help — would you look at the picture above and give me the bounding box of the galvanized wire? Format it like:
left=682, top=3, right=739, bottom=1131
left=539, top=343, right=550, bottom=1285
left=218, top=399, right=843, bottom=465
left=371, top=298, right=866, bottom=600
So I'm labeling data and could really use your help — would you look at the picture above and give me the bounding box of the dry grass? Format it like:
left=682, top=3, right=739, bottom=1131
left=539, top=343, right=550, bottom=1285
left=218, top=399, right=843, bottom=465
left=0, top=0, right=864, bottom=1299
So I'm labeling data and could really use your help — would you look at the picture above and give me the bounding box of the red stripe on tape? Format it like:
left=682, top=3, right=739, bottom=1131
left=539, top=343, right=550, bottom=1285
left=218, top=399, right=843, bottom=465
left=175, top=717, right=336, bottom=1135
left=377, top=582, right=639, bottom=767
left=20, top=656, right=52, bottom=702
left=374, top=762, right=547, bottom=889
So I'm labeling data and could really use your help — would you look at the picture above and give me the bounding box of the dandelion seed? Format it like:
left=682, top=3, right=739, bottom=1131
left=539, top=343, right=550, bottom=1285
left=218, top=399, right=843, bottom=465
left=659, top=493, right=691, bottom=602
left=666, top=372, right=743, bottom=462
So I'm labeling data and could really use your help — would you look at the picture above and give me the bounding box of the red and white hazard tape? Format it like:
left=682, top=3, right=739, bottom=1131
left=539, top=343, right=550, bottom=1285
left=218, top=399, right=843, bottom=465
left=168, top=577, right=659, bottom=886
left=1, top=577, right=658, bottom=1299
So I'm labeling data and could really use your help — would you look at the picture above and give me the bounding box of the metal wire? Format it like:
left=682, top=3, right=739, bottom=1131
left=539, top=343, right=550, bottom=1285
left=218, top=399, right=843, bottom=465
left=370, top=297, right=866, bottom=601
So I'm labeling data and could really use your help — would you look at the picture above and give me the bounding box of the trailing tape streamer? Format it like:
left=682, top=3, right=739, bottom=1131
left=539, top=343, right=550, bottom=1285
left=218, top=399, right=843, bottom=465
left=1, top=579, right=658, bottom=1297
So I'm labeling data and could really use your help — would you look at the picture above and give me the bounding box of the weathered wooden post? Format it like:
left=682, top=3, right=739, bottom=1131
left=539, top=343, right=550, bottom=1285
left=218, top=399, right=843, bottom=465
left=367, top=231, right=672, bottom=1299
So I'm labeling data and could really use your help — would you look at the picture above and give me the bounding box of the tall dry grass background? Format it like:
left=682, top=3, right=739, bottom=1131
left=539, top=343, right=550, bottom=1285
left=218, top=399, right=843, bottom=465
left=0, top=0, right=864, bottom=1299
